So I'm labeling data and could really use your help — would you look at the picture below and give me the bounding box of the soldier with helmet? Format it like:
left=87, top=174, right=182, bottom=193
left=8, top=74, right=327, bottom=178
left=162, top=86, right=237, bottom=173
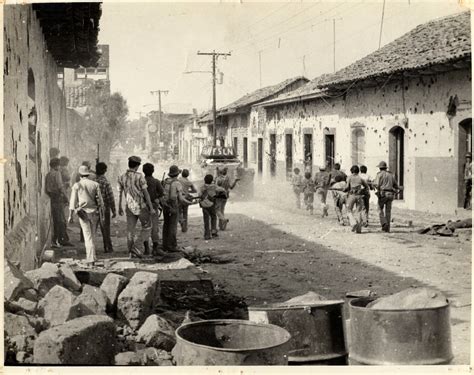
left=373, top=161, right=400, bottom=233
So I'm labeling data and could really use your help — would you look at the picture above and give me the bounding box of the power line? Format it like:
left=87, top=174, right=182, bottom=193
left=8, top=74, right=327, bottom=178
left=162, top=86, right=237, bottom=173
left=378, top=0, right=387, bottom=49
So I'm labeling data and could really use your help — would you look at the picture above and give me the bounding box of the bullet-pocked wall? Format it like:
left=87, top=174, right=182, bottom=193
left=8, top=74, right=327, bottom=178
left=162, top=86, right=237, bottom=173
left=4, top=5, right=67, bottom=269
left=263, top=68, right=471, bottom=215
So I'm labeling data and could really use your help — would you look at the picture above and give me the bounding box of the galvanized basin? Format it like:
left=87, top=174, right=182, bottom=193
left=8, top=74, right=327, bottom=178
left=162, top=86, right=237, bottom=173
left=172, top=319, right=291, bottom=365
left=349, top=298, right=453, bottom=365
left=248, top=301, right=347, bottom=365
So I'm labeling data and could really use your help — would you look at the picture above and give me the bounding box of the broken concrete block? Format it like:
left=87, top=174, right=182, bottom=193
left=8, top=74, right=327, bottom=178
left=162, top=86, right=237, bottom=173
left=72, top=285, right=107, bottom=316
left=117, top=272, right=160, bottom=329
left=33, top=315, right=116, bottom=365
left=16, top=351, right=29, bottom=364
left=137, top=347, right=173, bottom=366
left=114, top=351, right=142, bottom=365
left=4, top=312, right=36, bottom=338
left=74, top=269, right=108, bottom=287
left=58, top=264, right=82, bottom=292
left=38, top=285, right=78, bottom=328
left=6, top=297, right=38, bottom=315
left=4, top=259, right=34, bottom=301
left=136, top=314, right=176, bottom=351
left=26, top=262, right=63, bottom=297
left=100, top=273, right=128, bottom=310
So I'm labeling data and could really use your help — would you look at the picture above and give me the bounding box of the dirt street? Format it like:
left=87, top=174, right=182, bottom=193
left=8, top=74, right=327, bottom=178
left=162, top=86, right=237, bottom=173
left=177, top=187, right=471, bottom=365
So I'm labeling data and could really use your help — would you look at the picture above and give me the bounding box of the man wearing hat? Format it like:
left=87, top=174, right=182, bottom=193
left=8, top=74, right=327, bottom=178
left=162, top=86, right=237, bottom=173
left=162, top=165, right=192, bottom=253
left=68, top=165, right=104, bottom=264
left=313, top=164, right=331, bottom=217
left=464, top=152, right=472, bottom=209
left=373, top=161, right=400, bottom=233
left=118, top=156, right=155, bottom=258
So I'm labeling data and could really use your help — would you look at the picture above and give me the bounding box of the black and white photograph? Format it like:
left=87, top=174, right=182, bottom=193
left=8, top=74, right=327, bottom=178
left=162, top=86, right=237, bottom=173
left=2, top=0, right=472, bottom=369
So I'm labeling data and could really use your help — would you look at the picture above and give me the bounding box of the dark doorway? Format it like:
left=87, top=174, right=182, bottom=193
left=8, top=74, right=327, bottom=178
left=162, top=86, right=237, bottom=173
left=304, top=133, right=313, bottom=172
left=458, top=118, right=472, bottom=207
left=233, top=137, right=238, bottom=156
left=243, top=137, right=248, bottom=168
left=324, top=134, right=335, bottom=170
left=269, top=134, right=276, bottom=177
left=389, top=126, right=405, bottom=200
left=257, top=137, right=263, bottom=174
left=285, top=133, right=293, bottom=177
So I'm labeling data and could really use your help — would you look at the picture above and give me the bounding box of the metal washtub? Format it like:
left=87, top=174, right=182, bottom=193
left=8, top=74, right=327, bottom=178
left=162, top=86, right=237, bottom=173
left=172, top=319, right=291, bottom=365
left=348, top=298, right=453, bottom=365
left=248, top=300, right=348, bottom=365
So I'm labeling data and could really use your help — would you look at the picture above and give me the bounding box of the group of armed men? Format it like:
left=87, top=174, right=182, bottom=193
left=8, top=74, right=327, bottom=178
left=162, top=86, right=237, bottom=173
left=46, top=153, right=238, bottom=265
left=291, top=161, right=400, bottom=234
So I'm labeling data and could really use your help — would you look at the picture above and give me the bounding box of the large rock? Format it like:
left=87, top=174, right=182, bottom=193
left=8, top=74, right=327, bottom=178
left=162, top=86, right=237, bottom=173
left=117, top=272, right=160, bottom=329
left=4, top=312, right=36, bottom=338
left=58, top=264, right=82, bottom=292
left=26, top=262, right=63, bottom=297
left=100, top=273, right=128, bottom=310
left=4, top=260, right=34, bottom=301
left=6, top=297, right=38, bottom=315
left=114, top=351, right=142, bottom=365
left=72, top=285, right=107, bottom=316
left=38, top=285, right=79, bottom=328
left=33, top=315, right=116, bottom=365
left=10, top=335, right=35, bottom=353
left=136, top=314, right=176, bottom=351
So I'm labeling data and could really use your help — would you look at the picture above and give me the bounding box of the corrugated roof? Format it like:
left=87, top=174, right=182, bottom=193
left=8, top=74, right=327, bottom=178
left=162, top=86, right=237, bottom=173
left=318, top=11, right=471, bottom=88
left=219, top=76, right=308, bottom=114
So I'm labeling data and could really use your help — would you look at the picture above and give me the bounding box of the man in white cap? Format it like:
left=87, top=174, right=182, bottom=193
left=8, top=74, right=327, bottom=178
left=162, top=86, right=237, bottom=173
left=373, top=161, right=400, bottom=233
left=68, top=165, right=104, bottom=264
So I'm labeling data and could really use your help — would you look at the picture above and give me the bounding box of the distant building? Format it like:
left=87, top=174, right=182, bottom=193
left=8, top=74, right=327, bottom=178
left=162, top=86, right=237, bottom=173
left=59, top=44, right=111, bottom=108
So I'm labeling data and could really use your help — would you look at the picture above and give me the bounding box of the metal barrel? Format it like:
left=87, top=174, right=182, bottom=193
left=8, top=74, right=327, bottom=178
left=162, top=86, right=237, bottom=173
left=172, top=319, right=291, bottom=366
left=348, top=298, right=453, bottom=365
left=248, top=301, right=348, bottom=365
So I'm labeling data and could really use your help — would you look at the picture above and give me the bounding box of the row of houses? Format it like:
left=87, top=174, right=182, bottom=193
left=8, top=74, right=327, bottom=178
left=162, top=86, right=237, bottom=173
left=178, top=11, right=471, bottom=215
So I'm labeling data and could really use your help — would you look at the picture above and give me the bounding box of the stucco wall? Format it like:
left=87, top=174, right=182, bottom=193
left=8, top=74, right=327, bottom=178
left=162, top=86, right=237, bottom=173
left=263, top=69, right=471, bottom=214
left=4, top=5, right=67, bottom=269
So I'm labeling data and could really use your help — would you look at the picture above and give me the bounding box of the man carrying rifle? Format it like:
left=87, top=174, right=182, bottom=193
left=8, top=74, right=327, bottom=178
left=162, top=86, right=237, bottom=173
left=373, top=161, right=401, bottom=233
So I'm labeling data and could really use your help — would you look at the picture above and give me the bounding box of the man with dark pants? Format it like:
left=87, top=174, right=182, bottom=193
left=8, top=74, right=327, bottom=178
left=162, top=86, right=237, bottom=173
left=96, top=162, right=116, bottom=253
left=143, top=163, right=166, bottom=257
left=178, top=169, right=197, bottom=233
left=374, top=161, right=400, bottom=233
left=359, top=165, right=373, bottom=227
left=162, top=165, right=192, bottom=252
left=199, top=174, right=227, bottom=240
left=45, top=158, right=72, bottom=247
left=118, top=156, right=155, bottom=258
left=464, top=152, right=472, bottom=209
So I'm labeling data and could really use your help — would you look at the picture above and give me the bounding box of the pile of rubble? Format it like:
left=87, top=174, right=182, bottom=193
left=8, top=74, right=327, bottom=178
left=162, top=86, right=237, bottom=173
left=4, top=259, right=201, bottom=365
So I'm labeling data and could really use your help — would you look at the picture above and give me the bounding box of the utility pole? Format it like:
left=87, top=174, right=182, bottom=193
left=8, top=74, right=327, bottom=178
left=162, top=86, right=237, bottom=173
left=302, top=55, right=306, bottom=77
left=258, top=50, right=263, bottom=88
left=326, top=18, right=343, bottom=73
left=378, top=0, right=387, bottom=49
left=150, top=90, right=168, bottom=155
left=197, top=50, right=231, bottom=146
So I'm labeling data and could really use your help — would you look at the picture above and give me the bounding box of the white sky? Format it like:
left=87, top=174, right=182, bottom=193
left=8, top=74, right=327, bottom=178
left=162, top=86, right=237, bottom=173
left=98, top=0, right=466, bottom=119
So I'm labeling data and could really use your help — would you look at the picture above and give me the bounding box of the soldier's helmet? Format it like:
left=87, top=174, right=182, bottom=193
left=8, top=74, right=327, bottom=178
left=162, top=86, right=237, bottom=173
left=377, top=161, right=388, bottom=169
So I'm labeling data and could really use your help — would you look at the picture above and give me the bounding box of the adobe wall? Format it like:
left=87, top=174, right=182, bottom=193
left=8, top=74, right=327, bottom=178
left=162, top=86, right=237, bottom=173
left=263, top=69, right=471, bottom=214
left=3, top=5, right=67, bottom=269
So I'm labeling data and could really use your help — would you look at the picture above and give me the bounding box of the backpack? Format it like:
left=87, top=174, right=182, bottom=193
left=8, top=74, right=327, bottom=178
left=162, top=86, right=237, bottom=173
left=162, top=179, right=179, bottom=213
left=199, top=185, right=215, bottom=208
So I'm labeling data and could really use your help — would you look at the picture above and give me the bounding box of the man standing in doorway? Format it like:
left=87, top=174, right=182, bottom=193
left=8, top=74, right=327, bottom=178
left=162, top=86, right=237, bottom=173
left=374, top=161, right=400, bottom=233
left=464, top=152, right=472, bottom=210
left=118, top=156, right=155, bottom=258
left=45, top=158, right=72, bottom=247
left=96, top=162, right=116, bottom=253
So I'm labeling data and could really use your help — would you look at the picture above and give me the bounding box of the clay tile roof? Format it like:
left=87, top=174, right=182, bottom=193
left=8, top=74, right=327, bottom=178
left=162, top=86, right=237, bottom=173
left=317, top=11, right=471, bottom=89
left=219, top=76, right=309, bottom=114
